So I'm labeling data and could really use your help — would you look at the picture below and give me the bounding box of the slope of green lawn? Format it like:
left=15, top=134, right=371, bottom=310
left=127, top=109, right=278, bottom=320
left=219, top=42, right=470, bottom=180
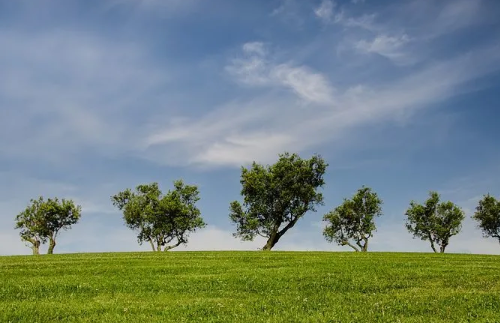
left=0, top=251, right=499, bottom=322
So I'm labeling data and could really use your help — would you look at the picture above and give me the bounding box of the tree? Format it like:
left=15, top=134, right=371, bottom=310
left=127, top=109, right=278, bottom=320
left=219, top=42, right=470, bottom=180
left=111, top=180, right=205, bottom=251
left=229, top=152, right=327, bottom=250
left=473, top=194, right=500, bottom=244
left=15, top=197, right=82, bottom=255
left=323, top=186, right=382, bottom=252
left=405, top=191, right=464, bottom=253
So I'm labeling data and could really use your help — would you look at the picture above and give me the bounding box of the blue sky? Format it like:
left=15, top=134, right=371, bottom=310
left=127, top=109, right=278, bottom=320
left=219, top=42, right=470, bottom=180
left=1, top=0, right=499, bottom=255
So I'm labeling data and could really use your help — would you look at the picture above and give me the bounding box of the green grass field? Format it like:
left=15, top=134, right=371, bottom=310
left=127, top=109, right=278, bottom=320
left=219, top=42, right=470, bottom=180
left=1, top=251, right=499, bottom=322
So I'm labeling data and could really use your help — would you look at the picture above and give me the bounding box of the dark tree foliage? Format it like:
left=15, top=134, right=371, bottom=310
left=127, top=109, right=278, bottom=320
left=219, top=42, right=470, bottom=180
left=473, top=194, right=500, bottom=244
left=405, top=191, right=464, bottom=253
left=229, top=152, right=327, bottom=250
left=15, top=197, right=81, bottom=255
left=111, top=180, right=205, bottom=251
left=323, top=186, right=382, bottom=252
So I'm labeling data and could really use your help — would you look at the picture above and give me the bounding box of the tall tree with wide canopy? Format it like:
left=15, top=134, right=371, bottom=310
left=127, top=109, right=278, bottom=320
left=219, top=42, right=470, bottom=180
left=15, top=197, right=82, bottom=255
left=405, top=191, right=464, bottom=253
left=473, top=194, right=500, bottom=244
left=229, top=152, right=327, bottom=250
left=323, top=186, right=382, bottom=252
left=111, top=180, right=205, bottom=251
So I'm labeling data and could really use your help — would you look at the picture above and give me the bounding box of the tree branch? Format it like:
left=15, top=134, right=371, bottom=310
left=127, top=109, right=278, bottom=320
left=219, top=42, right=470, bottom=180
left=164, top=239, right=183, bottom=251
left=277, top=216, right=299, bottom=239
left=428, top=233, right=437, bottom=253
left=257, top=231, right=267, bottom=238
left=342, top=240, right=360, bottom=252
left=355, top=238, right=364, bottom=250
left=148, top=238, right=155, bottom=251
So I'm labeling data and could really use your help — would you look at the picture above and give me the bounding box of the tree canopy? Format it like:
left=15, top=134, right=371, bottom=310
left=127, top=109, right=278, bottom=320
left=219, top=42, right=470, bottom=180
left=15, top=197, right=81, bottom=255
left=405, top=191, right=464, bottom=253
left=229, top=152, right=327, bottom=250
left=473, top=194, right=500, bottom=244
left=323, top=186, right=382, bottom=252
left=111, top=180, right=205, bottom=251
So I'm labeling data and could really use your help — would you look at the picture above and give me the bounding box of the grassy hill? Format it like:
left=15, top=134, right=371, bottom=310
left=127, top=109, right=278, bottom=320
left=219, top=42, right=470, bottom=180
left=1, top=251, right=499, bottom=322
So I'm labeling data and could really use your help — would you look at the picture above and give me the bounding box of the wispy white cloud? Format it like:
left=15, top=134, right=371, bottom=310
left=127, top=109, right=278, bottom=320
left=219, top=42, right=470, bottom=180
left=340, top=13, right=378, bottom=31
left=194, top=132, right=295, bottom=167
left=270, top=0, right=294, bottom=16
left=5, top=1, right=486, bottom=171
left=270, top=64, right=335, bottom=104
left=327, top=0, right=488, bottom=67
left=425, top=0, right=484, bottom=38
left=144, top=95, right=305, bottom=167
left=270, top=0, right=305, bottom=27
left=355, top=34, right=411, bottom=63
left=314, top=0, right=336, bottom=23
left=226, top=43, right=335, bottom=104
left=145, top=39, right=500, bottom=168
left=225, top=56, right=270, bottom=86
left=242, top=41, right=267, bottom=56
left=314, top=1, right=378, bottom=31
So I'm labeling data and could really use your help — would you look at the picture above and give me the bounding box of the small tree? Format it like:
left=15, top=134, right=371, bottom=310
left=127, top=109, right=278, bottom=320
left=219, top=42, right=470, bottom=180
left=111, top=180, right=205, bottom=251
left=473, top=194, right=500, bottom=244
left=405, top=191, right=464, bottom=253
left=229, top=152, right=327, bottom=250
left=323, top=186, right=382, bottom=252
left=15, top=197, right=81, bottom=255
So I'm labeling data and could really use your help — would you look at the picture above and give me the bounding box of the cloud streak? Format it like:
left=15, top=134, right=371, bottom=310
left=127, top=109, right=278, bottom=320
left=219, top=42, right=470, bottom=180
left=355, top=34, right=411, bottom=63
left=226, top=42, right=335, bottom=104
left=314, top=0, right=336, bottom=23
left=145, top=39, right=500, bottom=167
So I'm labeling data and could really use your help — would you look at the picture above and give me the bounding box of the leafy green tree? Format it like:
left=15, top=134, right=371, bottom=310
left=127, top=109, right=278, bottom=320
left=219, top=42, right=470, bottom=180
left=229, top=152, right=327, bottom=250
left=111, top=180, right=205, bottom=251
left=473, top=194, right=500, bottom=244
left=15, top=197, right=82, bottom=255
left=405, top=191, right=464, bottom=253
left=323, top=186, right=382, bottom=252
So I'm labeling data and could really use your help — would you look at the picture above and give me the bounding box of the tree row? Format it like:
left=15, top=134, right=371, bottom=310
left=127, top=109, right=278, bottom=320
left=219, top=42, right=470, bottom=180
left=15, top=153, right=500, bottom=255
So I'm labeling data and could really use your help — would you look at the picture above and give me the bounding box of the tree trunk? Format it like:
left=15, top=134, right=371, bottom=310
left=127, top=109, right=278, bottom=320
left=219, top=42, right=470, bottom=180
left=428, top=237, right=437, bottom=253
left=361, top=238, right=368, bottom=252
left=31, top=239, right=40, bottom=255
left=262, top=216, right=302, bottom=251
left=149, top=241, right=156, bottom=251
left=47, top=237, right=56, bottom=254
left=262, top=230, right=280, bottom=251
left=439, top=241, right=448, bottom=253
left=262, top=220, right=283, bottom=251
left=342, top=240, right=360, bottom=252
